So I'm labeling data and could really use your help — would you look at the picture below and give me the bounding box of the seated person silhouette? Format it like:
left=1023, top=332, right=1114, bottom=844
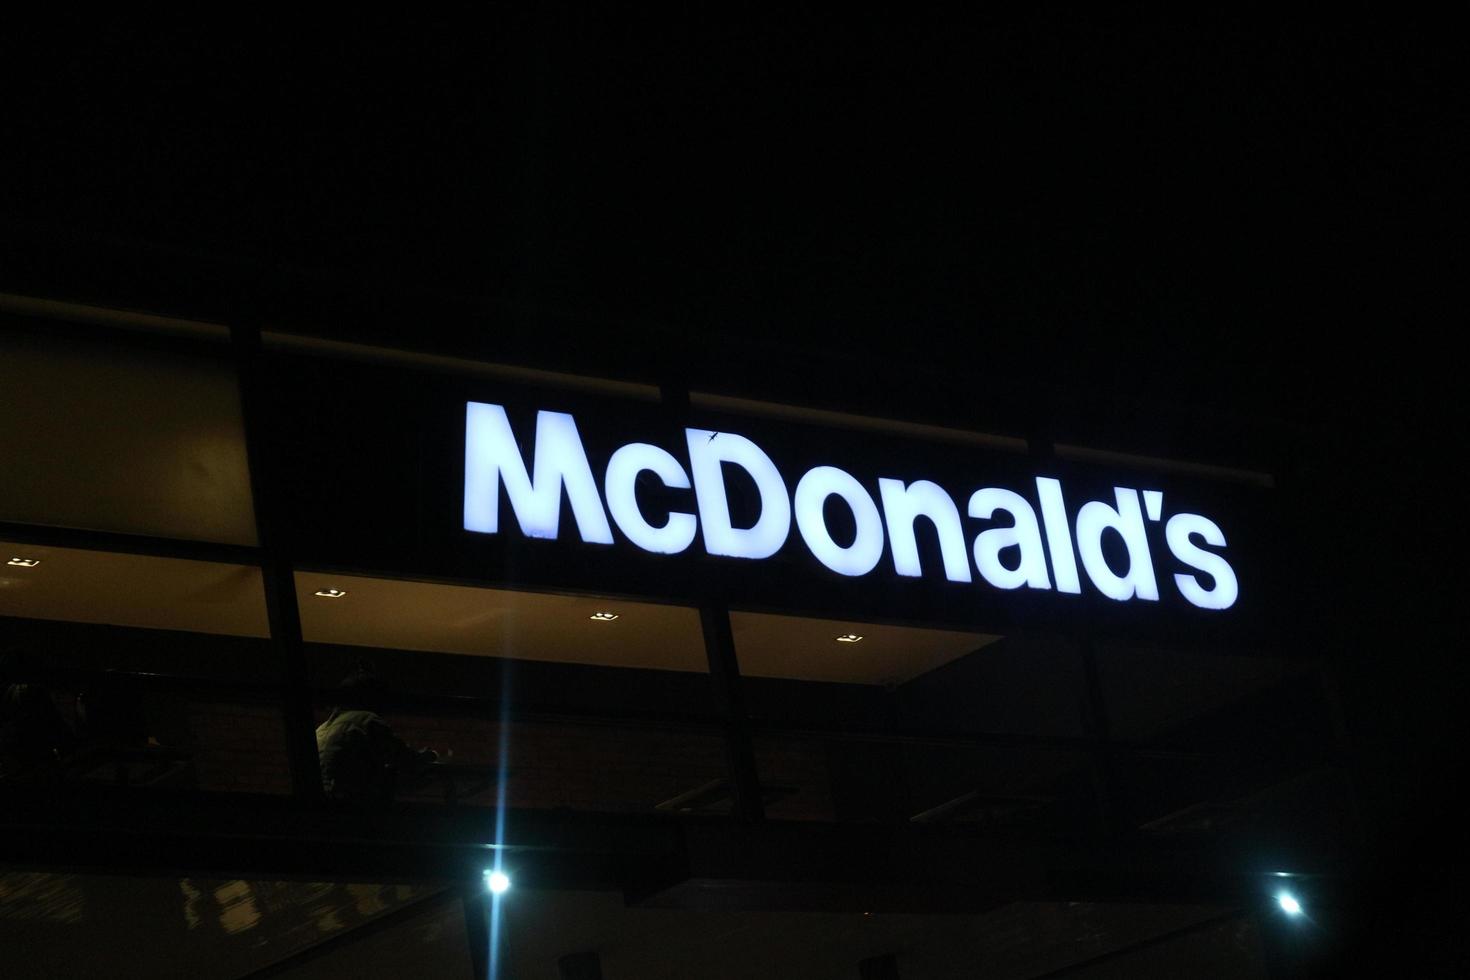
left=75, top=680, right=150, bottom=749
left=316, top=667, right=436, bottom=802
left=0, top=651, right=75, bottom=782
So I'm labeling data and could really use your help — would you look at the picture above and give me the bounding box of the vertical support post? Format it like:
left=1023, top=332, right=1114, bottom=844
left=558, top=951, right=604, bottom=980
left=462, top=888, right=490, bottom=980
left=1079, top=635, right=1123, bottom=835
left=230, top=322, right=322, bottom=800
left=701, top=604, right=765, bottom=822
left=665, top=373, right=763, bottom=823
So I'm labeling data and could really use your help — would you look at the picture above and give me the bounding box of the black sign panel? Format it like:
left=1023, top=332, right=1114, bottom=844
left=265, top=352, right=1281, bottom=648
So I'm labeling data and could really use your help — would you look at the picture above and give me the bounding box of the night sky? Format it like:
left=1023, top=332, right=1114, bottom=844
left=3, top=11, right=1454, bottom=414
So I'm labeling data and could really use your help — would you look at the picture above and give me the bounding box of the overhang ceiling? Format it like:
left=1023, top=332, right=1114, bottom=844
left=295, top=571, right=708, bottom=673
left=0, top=541, right=268, bottom=638
left=730, top=611, right=996, bottom=685
left=0, top=550, right=996, bottom=686
left=295, top=572, right=996, bottom=685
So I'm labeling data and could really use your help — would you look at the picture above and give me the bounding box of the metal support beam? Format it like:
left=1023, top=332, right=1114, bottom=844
left=231, top=322, right=322, bottom=800
left=700, top=604, right=765, bottom=822
left=463, top=887, right=491, bottom=980
left=1079, top=636, right=1123, bottom=835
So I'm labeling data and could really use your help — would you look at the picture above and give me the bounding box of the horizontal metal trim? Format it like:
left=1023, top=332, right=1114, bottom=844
left=0, top=292, right=230, bottom=341
left=0, top=521, right=263, bottom=565
left=1054, top=443, right=1275, bottom=488
left=690, top=392, right=1030, bottom=452
left=261, top=331, right=663, bottom=401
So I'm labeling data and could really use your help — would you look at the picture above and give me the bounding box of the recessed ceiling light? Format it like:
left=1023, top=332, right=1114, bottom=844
left=314, top=588, right=348, bottom=599
left=589, top=611, right=619, bottom=622
left=835, top=633, right=864, bottom=643
left=6, top=557, right=41, bottom=568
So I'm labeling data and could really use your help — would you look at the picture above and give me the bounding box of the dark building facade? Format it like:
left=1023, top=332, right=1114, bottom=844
left=1, top=9, right=1459, bottom=979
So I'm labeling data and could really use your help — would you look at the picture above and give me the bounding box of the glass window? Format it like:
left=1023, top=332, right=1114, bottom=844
left=0, top=328, right=257, bottom=546
left=733, top=612, right=1094, bottom=828
left=0, top=679, right=291, bottom=796
left=750, top=733, right=1093, bottom=828
left=731, top=611, right=994, bottom=687
left=733, top=613, right=1086, bottom=737
left=296, top=574, right=728, bottom=813
left=1094, top=642, right=1348, bottom=841
left=1, top=544, right=285, bottom=796
left=733, top=611, right=1001, bottom=737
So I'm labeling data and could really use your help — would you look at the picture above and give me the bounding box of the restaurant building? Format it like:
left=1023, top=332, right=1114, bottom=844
left=0, top=283, right=1357, bottom=978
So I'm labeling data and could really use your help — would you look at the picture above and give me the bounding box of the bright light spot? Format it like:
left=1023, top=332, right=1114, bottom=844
left=1074, top=488, right=1159, bottom=602
left=485, top=870, right=510, bottom=895
left=967, top=487, right=1052, bottom=591
left=793, top=466, right=885, bottom=577
left=1166, top=512, right=1239, bottom=609
left=589, top=611, right=619, bottom=621
left=463, top=403, right=613, bottom=544
left=835, top=634, right=864, bottom=643
left=685, top=428, right=791, bottom=560
left=604, top=442, right=697, bottom=554
left=313, top=588, right=348, bottom=599
left=6, top=557, right=40, bottom=568
left=878, top=478, right=972, bottom=583
left=1277, top=891, right=1302, bottom=916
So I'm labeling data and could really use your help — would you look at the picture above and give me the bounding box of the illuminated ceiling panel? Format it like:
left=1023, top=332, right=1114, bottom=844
left=731, top=611, right=997, bottom=685
left=295, top=572, right=708, bottom=673
left=0, top=542, right=268, bottom=637
left=295, top=572, right=995, bottom=684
